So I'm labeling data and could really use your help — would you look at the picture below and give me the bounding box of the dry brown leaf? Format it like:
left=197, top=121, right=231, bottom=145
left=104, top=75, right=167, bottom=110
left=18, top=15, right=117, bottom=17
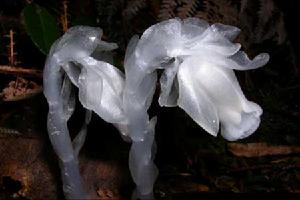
left=228, top=143, right=300, bottom=157
left=0, top=77, right=42, bottom=101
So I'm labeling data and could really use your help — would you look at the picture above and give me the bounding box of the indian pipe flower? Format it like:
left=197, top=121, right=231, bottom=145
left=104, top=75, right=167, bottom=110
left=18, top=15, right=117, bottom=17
left=43, top=26, right=127, bottom=199
left=126, top=18, right=269, bottom=141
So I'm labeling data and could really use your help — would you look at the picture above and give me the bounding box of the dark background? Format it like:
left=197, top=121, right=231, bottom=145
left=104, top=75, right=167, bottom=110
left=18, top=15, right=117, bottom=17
left=0, top=0, right=299, bottom=199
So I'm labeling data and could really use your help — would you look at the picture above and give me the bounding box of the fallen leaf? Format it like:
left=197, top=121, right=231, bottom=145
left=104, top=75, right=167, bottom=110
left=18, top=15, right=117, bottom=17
left=0, top=77, right=42, bottom=101
left=228, top=143, right=300, bottom=157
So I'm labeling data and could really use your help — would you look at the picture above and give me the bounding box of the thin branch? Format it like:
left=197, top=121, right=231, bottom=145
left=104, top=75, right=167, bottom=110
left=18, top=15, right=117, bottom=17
left=4, top=29, right=20, bottom=66
left=0, top=65, right=42, bottom=78
left=60, top=0, right=69, bottom=33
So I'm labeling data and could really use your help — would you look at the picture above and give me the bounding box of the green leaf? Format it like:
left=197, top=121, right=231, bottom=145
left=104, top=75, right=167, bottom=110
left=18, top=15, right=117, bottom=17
left=22, top=3, right=60, bottom=55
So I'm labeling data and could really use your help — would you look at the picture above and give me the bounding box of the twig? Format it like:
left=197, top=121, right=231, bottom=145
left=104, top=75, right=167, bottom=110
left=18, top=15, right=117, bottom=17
left=60, top=0, right=69, bottom=33
left=1, top=29, right=42, bottom=78
left=0, top=65, right=42, bottom=78
left=4, top=29, right=20, bottom=66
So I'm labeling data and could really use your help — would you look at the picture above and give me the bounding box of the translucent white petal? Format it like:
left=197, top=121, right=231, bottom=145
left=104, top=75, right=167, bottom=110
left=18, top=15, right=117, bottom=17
left=185, top=28, right=241, bottom=57
left=185, top=57, right=262, bottom=140
left=136, top=18, right=182, bottom=67
left=54, top=26, right=103, bottom=62
left=140, top=18, right=181, bottom=41
left=193, top=51, right=269, bottom=71
left=77, top=57, right=125, bottom=123
left=226, top=51, right=270, bottom=70
left=182, top=18, right=209, bottom=39
left=221, top=102, right=262, bottom=141
left=50, top=26, right=119, bottom=72
left=211, top=23, right=241, bottom=41
left=177, top=58, right=219, bottom=136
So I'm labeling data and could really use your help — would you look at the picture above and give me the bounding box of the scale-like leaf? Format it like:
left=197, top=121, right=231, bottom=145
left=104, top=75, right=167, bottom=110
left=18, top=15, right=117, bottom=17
left=22, top=3, right=60, bottom=54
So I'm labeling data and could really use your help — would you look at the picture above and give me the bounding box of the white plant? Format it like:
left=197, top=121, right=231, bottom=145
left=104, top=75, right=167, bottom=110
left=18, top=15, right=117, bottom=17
left=123, top=17, right=269, bottom=198
left=43, top=26, right=127, bottom=199
left=44, top=18, right=269, bottom=200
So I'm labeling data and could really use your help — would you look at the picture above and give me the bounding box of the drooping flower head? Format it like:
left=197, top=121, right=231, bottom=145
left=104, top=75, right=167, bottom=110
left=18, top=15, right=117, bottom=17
left=44, top=26, right=126, bottom=125
left=125, top=18, right=269, bottom=141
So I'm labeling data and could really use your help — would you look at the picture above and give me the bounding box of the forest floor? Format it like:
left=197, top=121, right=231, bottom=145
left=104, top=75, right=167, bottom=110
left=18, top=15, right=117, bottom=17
left=0, top=92, right=299, bottom=199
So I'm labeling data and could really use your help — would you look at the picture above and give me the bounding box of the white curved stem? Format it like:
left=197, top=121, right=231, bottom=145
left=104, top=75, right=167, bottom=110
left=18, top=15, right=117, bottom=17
left=44, top=58, right=87, bottom=199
